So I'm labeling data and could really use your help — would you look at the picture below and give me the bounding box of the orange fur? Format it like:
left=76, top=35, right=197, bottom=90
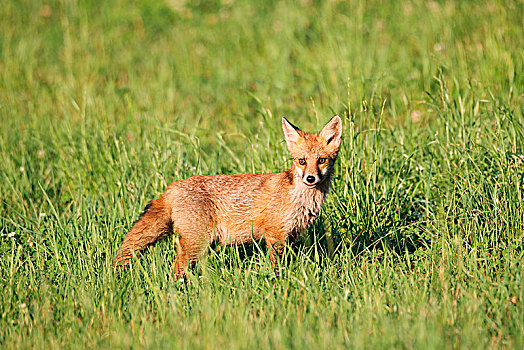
left=113, top=116, right=343, bottom=277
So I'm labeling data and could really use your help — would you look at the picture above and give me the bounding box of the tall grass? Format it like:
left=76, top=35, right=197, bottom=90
left=1, top=0, right=522, bottom=348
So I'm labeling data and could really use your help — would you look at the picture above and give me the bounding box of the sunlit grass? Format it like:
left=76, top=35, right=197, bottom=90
left=0, top=0, right=522, bottom=348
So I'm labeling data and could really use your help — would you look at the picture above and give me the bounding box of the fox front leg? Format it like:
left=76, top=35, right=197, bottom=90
left=265, top=235, right=286, bottom=275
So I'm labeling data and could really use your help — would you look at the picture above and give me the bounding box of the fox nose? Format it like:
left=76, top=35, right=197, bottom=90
left=306, top=175, right=316, bottom=184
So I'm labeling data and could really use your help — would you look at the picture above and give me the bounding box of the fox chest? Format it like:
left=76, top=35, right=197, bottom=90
left=284, top=192, right=325, bottom=240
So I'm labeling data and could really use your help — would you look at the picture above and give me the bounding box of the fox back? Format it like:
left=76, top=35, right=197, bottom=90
left=114, top=116, right=342, bottom=277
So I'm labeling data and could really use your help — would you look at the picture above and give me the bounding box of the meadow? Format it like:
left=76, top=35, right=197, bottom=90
left=0, top=0, right=522, bottom=348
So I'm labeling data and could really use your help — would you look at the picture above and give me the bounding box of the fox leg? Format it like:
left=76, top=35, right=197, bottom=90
left=113, top=199, right=172, bottom=267
left=265, top=233, right=286, bottom=274
left=171, top=233, right=209, bottom=279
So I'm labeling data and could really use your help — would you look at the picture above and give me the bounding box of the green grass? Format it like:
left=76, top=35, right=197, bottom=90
left=1, top=0, right=523, bottom=348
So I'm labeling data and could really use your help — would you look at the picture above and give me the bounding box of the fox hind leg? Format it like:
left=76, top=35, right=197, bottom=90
left=171, top=232, right=210, bottom=279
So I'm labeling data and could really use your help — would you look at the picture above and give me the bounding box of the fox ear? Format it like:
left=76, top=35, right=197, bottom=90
left=282, top=117, right=301, bottom=146
left=320, top=115, right=342, bottom=147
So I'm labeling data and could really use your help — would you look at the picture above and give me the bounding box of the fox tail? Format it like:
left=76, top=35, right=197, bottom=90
left=113, top=198, right=172, bottom=267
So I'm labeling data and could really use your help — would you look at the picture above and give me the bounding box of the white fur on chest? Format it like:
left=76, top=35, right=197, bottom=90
left=285, top=184, right=327, bottom=236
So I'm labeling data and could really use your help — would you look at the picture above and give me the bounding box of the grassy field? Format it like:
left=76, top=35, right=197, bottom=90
left=1, top=0, right=523, bottom=348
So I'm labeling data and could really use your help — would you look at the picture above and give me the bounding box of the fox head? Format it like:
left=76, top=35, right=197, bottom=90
left=282, top=115, right=342, bottom=188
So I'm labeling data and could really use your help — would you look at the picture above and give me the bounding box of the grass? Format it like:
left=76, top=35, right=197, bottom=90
left=0, top=0, right=522, bottom=348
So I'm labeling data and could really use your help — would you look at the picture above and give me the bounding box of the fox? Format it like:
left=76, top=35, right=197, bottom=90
left=113, top=115, right=342, bottom=277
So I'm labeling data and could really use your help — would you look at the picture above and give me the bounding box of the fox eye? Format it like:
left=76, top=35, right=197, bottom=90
left=298, top=158, right=306, bottom=165
left=318, top=158, right=327, bottom=164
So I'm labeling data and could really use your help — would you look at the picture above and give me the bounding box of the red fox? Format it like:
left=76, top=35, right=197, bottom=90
left=114, top=116, right=342, bottom=277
